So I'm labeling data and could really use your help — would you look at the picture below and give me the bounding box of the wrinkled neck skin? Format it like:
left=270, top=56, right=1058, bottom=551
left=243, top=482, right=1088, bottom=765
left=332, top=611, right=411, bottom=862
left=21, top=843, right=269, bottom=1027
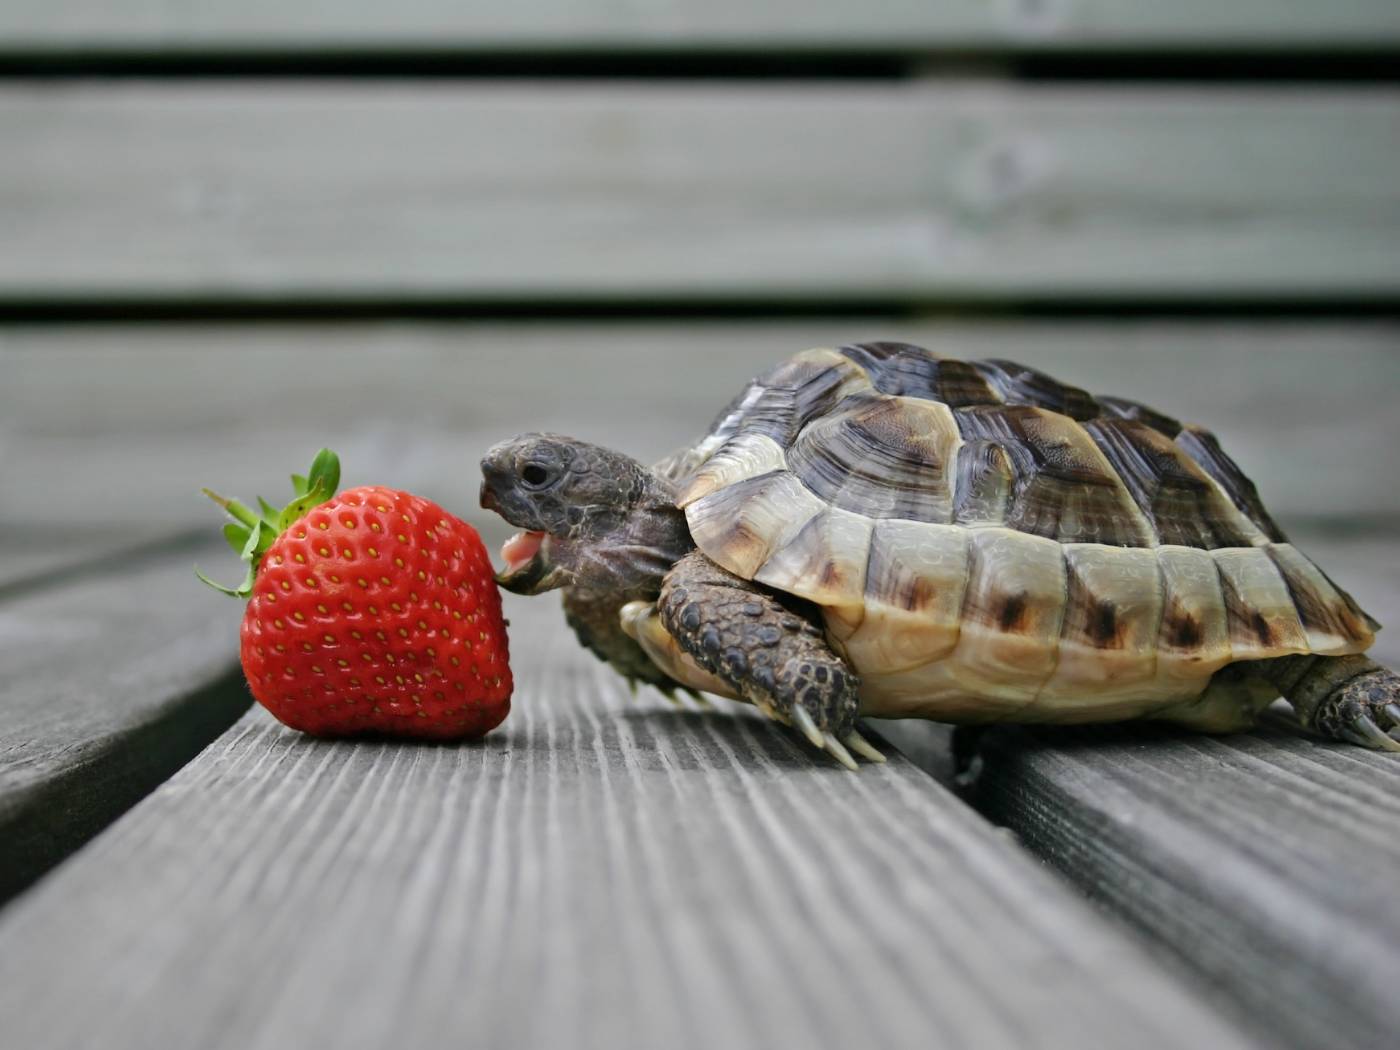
left=554, top=474, right=695, bottom=685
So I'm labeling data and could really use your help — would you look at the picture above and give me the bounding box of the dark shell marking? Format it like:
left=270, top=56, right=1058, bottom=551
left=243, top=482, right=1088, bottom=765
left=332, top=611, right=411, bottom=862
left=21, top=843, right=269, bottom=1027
left=839, top=342, right=1001, bottom=406
left=677, top=343, right=1377, bottom=680
left=1082, top=418, right=1255, bottom=550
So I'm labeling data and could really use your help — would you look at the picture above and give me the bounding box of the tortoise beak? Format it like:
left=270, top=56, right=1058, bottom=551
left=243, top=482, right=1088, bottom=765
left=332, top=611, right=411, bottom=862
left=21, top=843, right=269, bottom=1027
left=481, top=479, right=574, bottom=595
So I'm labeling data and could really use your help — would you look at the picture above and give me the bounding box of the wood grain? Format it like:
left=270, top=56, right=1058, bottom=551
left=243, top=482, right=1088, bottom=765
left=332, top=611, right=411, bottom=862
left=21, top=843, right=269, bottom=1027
left=0, top=548, right=247, bottom=901
left=962, top=721, right=1400, bottom=1050
left=0, top=528, right=203, bottom=596
left=3, top=320, right=1396, bottom=533
left=3, top=0, right=1397, bottom=52
left=0, top=598, right=1259, bottom=1049
left=4, top=84, right=1398, bottom=303
left=878, top=530, right=1400, bottom=1050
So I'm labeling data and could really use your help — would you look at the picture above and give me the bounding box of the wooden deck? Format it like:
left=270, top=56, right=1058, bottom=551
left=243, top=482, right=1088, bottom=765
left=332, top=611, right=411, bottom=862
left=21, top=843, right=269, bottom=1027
left=2, top=5, right=1398, bottom=1048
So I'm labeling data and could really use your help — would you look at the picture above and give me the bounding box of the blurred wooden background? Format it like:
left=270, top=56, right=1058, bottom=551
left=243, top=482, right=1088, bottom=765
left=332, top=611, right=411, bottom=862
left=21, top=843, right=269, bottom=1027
left=2, top=6, right=1400, bottom=1049
left=3, top=2, right=1398, bottom=636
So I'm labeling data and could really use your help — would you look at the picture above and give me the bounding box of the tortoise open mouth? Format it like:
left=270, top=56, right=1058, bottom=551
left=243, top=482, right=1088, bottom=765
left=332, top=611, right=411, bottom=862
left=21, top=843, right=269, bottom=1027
left=496, top=529, right=548, bottom=592
left=480, top=479, right=563, bottom=594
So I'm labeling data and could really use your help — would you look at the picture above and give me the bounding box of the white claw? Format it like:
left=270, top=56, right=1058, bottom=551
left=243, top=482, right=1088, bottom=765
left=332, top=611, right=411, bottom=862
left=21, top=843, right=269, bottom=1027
left=691, top=692, right=716, bottom=711
left=1346, top=716, right=1400, bottom=752
left=823, top=733, right=859, bottom=771
left=660, top=690, right=687, bottom=709
left=844, top=730, right=888, bottom=764
left=792, top=706, right=826, bottom=749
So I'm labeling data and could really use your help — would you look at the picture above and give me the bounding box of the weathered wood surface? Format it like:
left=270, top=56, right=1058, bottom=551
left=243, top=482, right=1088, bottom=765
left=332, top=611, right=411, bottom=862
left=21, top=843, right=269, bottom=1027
left=0, top=598, right=1260, bottom=1050
left=0, top=528, right=201, bottom=596
left=960, top=718, right=1400, bottom=1050
left=0, top=547, right=247, bottom=901
left=4, top=320, right=1396, bottom=531
left=4, top=85, right=1398, bottom=303
left=879, top=528, right=1400, bottom=1050
left=3, top=0, right=1398, bottom=52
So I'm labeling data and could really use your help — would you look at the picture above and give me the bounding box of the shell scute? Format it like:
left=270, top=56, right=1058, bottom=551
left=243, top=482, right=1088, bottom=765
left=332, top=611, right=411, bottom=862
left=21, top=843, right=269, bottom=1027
left=1264, top=543, right=1375, bottom=654
left=685, top=470, right=825, bottom=579
left=1037, top=545, right=1165, bottom=715
left=1211, top=547, right=1310, bottom=660
left=1082, top=418, right=1253, bottom=549
left=838, top=342, right=1001, bottom=406
left=971, top=359, right=1100, bottom=421
left=955, top=405, right=1153, bottom=547
left=752, top=506, right=872, bottom=639
left=952, top=529, right=1067, bottom=701
left=785, top=393, right=960, bottom=523
left=1175, top=425, right=1287, bottom=543
left=1097, top=395, right=1184, bottom=439
left=737, top=348, right=869, bottom=447
left=840, top=520, right=970, bottom=674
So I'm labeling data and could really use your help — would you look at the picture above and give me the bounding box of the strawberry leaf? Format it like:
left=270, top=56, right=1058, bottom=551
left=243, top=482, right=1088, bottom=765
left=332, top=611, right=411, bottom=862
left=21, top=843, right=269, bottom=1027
left=201, top=448, right=343, bottom=600
left=305, top=449, right=340, bottom=504
left=278, top=478, right=329, bottom=531
left=195, top=564, right=255, bottom=599
left=222, top=522, right=252, bottom=555
left=240, top=520, right=266, bottom=562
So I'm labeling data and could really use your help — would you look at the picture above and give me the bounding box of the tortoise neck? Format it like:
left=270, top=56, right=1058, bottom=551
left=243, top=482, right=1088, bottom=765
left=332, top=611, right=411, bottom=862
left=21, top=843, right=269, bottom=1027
left=557, top=475, right=695, bottom=684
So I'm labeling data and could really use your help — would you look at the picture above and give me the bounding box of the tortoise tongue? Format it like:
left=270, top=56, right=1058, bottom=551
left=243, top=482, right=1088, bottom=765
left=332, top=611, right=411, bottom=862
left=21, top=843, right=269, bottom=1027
left=501, top=530, right=545, bottom=574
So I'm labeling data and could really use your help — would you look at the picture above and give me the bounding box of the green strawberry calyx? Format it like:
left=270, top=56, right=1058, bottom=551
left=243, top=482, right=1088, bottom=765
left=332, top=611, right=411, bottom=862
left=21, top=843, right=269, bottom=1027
left=196, top=448, right=342, bottom=599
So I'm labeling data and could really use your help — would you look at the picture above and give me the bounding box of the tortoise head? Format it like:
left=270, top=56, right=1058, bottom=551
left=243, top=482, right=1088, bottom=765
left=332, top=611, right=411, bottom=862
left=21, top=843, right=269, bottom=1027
left=480, top=433, right=692, bottom=596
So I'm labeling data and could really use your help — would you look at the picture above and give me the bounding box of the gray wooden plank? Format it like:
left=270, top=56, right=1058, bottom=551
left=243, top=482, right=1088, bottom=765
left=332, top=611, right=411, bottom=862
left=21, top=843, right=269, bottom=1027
left=4, top=84, right=1398, bottom=302
left=0, top=527, right=202, bottom=596
left=3, top=0, right=1398, bottom=51
left=4, top=320, right=1395, bottom=529
left=0, top=597, right=1261, bottom=1050
left=962, top=719, right=1400, bottom=1050
left=880, top=530, right=1400, bottom=1050
left=0, top=547, right=247, bottom=901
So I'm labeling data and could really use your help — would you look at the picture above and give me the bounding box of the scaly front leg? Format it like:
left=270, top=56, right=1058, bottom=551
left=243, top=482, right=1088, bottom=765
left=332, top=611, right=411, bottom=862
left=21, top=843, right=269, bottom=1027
left=654, top=550, right=885, bottom=770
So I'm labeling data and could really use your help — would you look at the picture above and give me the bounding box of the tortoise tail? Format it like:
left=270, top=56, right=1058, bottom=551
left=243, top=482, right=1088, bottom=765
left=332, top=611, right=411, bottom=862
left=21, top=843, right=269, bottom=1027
left=1256, top=654, right=1400, bottom=751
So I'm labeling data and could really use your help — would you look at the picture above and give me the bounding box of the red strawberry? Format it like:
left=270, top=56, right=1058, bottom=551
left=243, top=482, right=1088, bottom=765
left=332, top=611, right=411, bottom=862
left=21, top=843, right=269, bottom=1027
left=200, top=450, right=512, bottom=739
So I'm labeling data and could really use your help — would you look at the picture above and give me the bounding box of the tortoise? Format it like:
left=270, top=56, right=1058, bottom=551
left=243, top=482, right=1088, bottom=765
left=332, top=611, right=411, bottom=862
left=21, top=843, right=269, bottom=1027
left=479, top=342, right=1398, bottom=769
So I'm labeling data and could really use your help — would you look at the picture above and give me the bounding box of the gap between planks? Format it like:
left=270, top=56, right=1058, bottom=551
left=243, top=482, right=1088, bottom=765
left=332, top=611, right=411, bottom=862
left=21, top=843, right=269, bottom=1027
left=2, top=0, right=1398, bottom=51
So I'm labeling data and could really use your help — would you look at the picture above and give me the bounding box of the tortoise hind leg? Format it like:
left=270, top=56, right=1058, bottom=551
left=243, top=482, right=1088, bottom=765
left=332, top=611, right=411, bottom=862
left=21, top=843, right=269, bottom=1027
left=655, top=550, right=885, bottom=769
left=1251, top=654, right=1400, bottom=752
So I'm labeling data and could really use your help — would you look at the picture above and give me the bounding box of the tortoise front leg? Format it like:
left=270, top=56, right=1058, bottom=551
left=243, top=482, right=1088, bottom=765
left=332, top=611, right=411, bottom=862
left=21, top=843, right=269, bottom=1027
left=655, top=550, right=885, bottom=770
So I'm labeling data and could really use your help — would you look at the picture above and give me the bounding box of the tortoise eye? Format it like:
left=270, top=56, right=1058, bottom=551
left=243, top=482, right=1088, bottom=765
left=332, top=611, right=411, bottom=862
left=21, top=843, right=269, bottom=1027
left=521, top=463, right=552, bottom=488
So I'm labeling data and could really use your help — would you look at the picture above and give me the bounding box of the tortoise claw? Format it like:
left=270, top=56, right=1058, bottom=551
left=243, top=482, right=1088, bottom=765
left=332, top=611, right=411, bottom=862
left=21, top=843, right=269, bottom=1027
left=792, top=705, right=826, bottom=749
left=844, top=729, right=887, bottom=764
left=822, top=732, right=859, bottom=772
left=755, top=697, right=786, bottom=725
left=1341, top=715, right=1400, bottom=753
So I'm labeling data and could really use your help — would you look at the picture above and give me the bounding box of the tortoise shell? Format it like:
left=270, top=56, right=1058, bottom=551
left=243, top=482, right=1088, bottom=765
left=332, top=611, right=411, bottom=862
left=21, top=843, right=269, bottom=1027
left=667, top=343, right=1378, bottom=723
